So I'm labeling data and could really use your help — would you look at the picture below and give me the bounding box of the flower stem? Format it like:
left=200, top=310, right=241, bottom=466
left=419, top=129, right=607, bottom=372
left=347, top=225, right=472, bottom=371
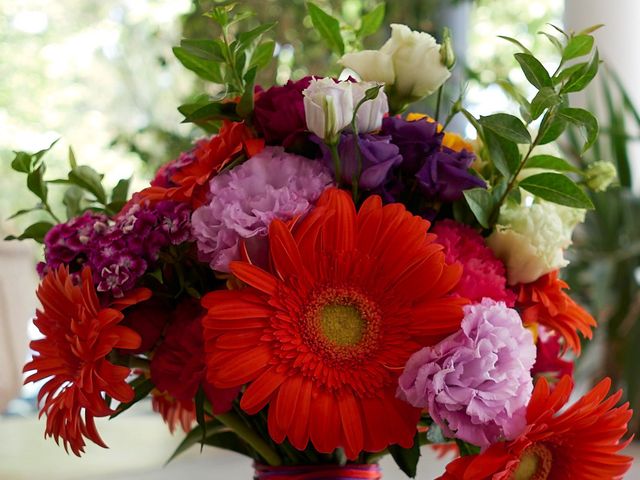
left=329, top=141, right=342, bottom=187
left=434, top=85, right=444, bottom=123
left=216, top=411, right=282, bottom=466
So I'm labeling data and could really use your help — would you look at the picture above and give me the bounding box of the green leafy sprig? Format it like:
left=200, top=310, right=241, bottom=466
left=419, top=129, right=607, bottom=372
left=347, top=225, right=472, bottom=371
left=458, top=24, right=603, bottom=229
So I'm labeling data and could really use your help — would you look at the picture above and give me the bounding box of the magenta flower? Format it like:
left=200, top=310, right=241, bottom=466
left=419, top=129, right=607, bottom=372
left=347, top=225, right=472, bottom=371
left=398, top=298, right=536, bottom=448
left=432, top=219, right=516, bottom=306
left=191, top=146, right=333, bottom=272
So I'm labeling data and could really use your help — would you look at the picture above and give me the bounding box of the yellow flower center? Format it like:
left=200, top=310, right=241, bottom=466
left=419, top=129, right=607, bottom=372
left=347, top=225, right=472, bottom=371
left=512, top=443, right=552, bottom=480
left=302, top=286, right=382, bottom=364
left=320, top=304, right=364, bottom=346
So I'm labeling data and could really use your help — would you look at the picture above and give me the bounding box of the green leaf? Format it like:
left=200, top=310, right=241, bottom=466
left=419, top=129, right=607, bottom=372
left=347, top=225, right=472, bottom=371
left=547, top=23, right=568, bottom=38
left=173, top=46, right=223, bottom=83
left=7, top=206, right=41, bottom=220
left=484, top=130, right=520, bottom=178
left=530, top=87, right=562, bottom=120
left=525, top=155, right=580, bottom=173
left=358, top=3, right=385, bottom=38
left=236, top=67, right=258, bottom=119
left=63, top=186, right=85, bottom=219
left=519, top=172, right=594, bottom=209
left=110, top=376, right=155, bottom=419
left=480, top=113, right=531, bottom=144
left=514, top=53, right=552, bottom=89
left=498, top=35, right=533, bottom=55
left=463, top=188, right=495, bottom=228
left=562, top=34, right=594, bottom=61
left=68, top=146, right=77, bottom=169
left=11, top=152, right=34, bottom=173
left=250, top=41, right=275, bottom=69
left=537, top=110, right=567, bottom=145
left=69, top=165, right=107, bottom=204
left=539, top=31, right=563, bottom=53
left=27, top=164, right=48, bottom=203
left=307, top=2, right=345, bottom=56
left=166, top=420, right=229, bottom=464
left=456, top=439, right=481, bottom=457
left=237, top=23, right=275, bottom=51
left=180, top=39, right=225, bottom=62
left=559, top=107, right=599, bottom=153
left=179, top=101, right=241, bottom=124
left=389, top=433, right=421, bottom=478
left=561, top=49, right=599, bottom=94
left=461, top=109, right=483, bottom=140
left=5, top=221, right=54, bottom=243
left=111, top=177, right=131, bottom=203
left=579, top=24, right=605, bottom=35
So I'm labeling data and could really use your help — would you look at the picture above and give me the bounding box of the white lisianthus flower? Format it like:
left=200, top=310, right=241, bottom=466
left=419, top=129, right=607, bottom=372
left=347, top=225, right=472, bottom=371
left=487, top=197, right=586, bottom=285
left=584, top=161, right=617, bottom=192
left=302, top=77, right=354, bottom=143
left=351, top=81, right=388, bottom=133
left=340, top=24, right=451, bottom=110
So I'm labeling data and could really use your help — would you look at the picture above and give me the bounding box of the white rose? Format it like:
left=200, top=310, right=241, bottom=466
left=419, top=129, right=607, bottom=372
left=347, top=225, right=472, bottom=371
left=340, top=24, right=451, bottom=109
left=302, top=77, right=354, bottom=142
left=351, top=81, right=389, bottom=133
left=487, top=197, right=586, bottom=285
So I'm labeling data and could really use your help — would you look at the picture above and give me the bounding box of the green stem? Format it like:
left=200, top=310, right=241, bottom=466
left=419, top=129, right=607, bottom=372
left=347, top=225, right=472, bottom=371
left=216, top=412, right=282, bottom=466
left=43, top=203, right=61, bottom=223
left=434, top=85, right=444, bottom=123
left=329, top=141, right=342, bottom=187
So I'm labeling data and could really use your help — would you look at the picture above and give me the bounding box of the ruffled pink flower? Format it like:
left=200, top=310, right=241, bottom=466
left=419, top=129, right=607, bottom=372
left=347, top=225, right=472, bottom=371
left=432, top=219, right=516, bottom=306
left=191, top=146, right=333, bottom=272
left=398, top=298, right=536, bottom=448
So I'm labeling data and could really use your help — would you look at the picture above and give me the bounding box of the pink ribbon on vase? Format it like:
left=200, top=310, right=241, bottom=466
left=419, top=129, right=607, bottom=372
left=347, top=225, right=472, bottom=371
left=253, top=463, right=382, bottom=480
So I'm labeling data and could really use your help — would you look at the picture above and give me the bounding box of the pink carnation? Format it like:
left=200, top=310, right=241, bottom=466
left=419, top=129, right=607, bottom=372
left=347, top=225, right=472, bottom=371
left=191, top=146, right=333, bottom=272
left=432, top=219, right=516, bottom=306
left=397, top=298, right=536, bottom=448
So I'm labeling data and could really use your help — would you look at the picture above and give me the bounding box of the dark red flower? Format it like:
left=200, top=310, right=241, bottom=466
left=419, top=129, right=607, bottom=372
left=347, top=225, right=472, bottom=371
left=253, top=77, right=311, bottom=145
left=120, top=297, right=172, bottom=354
left=150, top=298, right=238, bottom=415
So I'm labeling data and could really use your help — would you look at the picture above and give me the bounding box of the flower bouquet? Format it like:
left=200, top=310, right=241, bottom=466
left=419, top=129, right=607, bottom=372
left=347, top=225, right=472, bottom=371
left=8, top=3, right=633, bottom=479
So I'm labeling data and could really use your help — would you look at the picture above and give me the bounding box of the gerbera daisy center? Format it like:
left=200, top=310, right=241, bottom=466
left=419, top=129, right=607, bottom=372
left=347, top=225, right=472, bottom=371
left=320, top=304, right=364, bottom=346
left=302, top=286, right=382, bottom=363
left=512, top=443, right=552, bottom=480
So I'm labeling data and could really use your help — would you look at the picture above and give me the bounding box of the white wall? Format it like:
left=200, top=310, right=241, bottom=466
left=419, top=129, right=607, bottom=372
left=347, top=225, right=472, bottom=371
left=565, top=0, right=640, bottom=190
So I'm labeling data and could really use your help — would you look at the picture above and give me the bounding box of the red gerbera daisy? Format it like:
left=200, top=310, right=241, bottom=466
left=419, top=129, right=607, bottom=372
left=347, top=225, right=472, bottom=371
left=23, top=266, right=151, bottom=455
left=516, top=271, right=596, bottom=355
left=202, top=188, right=467, bottom=459
left=438, top=376, right=633, bottom=480
left=135, top=121, right=264, bottom=208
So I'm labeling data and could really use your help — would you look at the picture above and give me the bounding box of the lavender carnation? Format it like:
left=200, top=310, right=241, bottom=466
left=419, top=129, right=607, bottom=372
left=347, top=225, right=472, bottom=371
left=191, top=146, right=332, bottom=272
left=398, top=298, right=535, bottom=448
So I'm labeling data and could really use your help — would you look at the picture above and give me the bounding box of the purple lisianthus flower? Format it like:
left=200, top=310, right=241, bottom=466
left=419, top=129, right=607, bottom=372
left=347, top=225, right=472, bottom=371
left=381, top=116, right=485, bottom=203
left=313, top=133, right=402, bottom=190
left=398, top=298, right=536, bottom=448
left=191, top=146, right=333, bottom=272
left=415, top=147, right=485, bottom=202
left=381, top=116, right=442, bottom=174
left=254, top=77, right=312, bottom=145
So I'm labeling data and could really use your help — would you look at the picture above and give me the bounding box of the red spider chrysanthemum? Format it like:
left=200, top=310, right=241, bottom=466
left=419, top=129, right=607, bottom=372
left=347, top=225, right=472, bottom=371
left=135, top=121, right=264, bottom=208
left=151, top=390, right=197, bottom=434
left=202, top=188, right=467, bottom=459
left=516, top=271, right=596, bottom=355
left=23, top=266, right=151, bottom=455
left=438, top=376, right=633, bottom=480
